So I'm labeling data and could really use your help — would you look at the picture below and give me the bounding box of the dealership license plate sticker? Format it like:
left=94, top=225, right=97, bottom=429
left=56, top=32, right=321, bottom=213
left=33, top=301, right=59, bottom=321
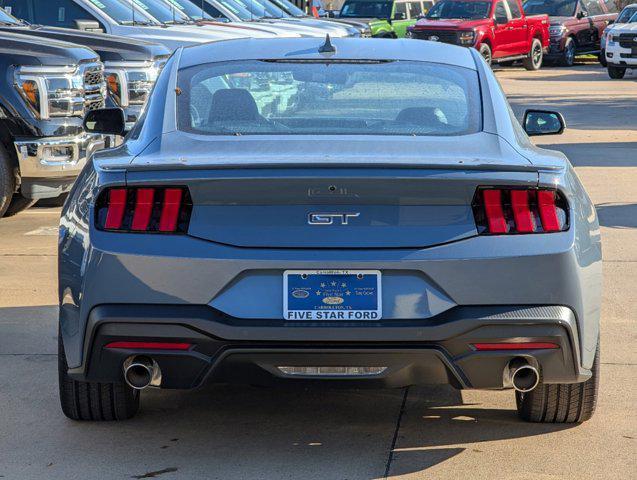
left=284, top=270, right=382, bottom=320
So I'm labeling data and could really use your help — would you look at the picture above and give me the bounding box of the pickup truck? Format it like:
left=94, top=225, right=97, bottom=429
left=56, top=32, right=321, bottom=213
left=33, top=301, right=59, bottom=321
left=336, top=0, right=431, bottom=37
left=604, top=8, right=637, bottom=78
left=0, top=7, right=170, bottom=130
left=409, top=0, right=550, bottom=70
left=0, top=30, right=106, bottom=217
left=523, top=0, right=618, bottom=66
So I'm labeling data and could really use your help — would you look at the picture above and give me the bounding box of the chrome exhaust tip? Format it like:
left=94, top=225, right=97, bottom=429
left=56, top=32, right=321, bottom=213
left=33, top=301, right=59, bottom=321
left=123, top=356, right=161, bottom=390
left=511, top=364, right=540, bottom=393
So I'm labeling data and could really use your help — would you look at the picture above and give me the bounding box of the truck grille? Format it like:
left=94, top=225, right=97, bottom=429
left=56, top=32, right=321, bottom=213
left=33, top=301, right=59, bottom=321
left=619, top=34, right=637, bottom=49
left=411, top=29, right=459, bottom=44
left=81, top=62, right=106, bottom=111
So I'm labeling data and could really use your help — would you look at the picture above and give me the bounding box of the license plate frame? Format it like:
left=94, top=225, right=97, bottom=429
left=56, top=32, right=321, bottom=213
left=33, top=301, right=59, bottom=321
left=283, top=270, right=382, bottom=321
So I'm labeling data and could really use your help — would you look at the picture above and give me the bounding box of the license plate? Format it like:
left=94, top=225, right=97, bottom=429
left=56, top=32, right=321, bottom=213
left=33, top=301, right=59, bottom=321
left=284, top=270, right=382, bottom=321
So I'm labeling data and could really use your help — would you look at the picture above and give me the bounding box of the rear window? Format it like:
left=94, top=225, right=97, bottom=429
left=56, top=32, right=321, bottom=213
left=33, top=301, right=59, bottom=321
left=177, top=60, right=481, bottom=137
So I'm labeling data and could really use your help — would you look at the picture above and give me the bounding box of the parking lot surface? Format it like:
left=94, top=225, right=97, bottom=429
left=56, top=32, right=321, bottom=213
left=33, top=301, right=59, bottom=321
left=0, top=65, right=635, bottom=480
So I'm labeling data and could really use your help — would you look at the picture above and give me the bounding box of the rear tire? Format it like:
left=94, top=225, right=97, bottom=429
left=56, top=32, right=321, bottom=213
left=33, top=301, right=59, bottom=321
left=478, top=43, right=492, bottom=66
left=598, top=49, right=607, bottom=67
left=523, top=38, right=544, bottom=71
left=0, top=144, right=15, bottom=218
left=608, top=65, right=626, bottom=79
left=3, top=192, right=36, bottom=217
left=559, top=37, right=576, bottom=67
left=58, top=330, right=140, bottom=421
left=516, top=343, right=599, bottom=423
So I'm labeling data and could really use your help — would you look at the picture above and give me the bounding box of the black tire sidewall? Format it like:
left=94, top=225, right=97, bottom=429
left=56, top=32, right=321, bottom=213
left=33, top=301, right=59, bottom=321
left=0, top=144, right=15, bottom=218
left=479, top=44, right=492, bottom=66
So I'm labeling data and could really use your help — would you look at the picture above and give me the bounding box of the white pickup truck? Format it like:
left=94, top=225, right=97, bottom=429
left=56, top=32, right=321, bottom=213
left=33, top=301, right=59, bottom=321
left=604, top=5, right=637, bottom=78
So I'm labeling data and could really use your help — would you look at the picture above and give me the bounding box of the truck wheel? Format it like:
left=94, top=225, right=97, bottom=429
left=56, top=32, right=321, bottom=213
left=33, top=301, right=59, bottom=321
left=478, top=44, right=492, bottom=66
left=0, top=143, right=15, bottom=218
left=559, top=37, right=576, bottom=67
left=607, top=65, right=626, bottom=79
left=523, top=38, right=543, bottom=71
left=58, top=330, right=140, bottom=421
left=516, top=343, right=599, bottom=423
left=3, top=192, right=36, bottom=217
left=598, top=49, right=607, bottom=67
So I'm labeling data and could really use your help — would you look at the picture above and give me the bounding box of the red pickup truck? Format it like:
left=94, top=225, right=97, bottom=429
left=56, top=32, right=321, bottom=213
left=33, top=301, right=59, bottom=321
left=409, top=0, right=550, bottom=70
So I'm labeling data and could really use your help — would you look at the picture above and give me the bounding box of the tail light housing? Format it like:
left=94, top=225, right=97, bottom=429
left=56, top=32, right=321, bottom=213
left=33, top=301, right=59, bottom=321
left=95, top=186, right=192, bottom=233
left=473, top=187, right=568, bottom=235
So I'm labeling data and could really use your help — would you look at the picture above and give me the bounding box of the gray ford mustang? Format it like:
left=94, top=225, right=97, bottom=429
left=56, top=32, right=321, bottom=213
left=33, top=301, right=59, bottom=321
left=58, top=37, right=602, bottom=422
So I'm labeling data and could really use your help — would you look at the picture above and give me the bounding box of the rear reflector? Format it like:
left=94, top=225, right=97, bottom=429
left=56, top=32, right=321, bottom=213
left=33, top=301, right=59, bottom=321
left=105, top=341, right=192, bottom=350
left=472, top=342, right=560, bottom=351
left=96, top=186, right=191, bottom=234
left=473, top=187, right=568, bottom=235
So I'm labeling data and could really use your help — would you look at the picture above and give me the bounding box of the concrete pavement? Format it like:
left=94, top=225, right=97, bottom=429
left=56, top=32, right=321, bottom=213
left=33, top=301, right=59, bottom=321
left=0, top=65, right=635, bottom=479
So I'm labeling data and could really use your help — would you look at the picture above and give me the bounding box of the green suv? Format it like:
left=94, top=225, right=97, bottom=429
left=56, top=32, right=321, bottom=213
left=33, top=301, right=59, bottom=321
left=337, top=0, right=434, bottom=38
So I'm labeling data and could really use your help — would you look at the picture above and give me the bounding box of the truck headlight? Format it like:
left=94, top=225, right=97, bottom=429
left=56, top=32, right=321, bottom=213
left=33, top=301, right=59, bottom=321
left=104, top=60, right=164, bottom=108
left=15, top=66, right=84, bottom=120
left=459, top=30, right=475, bottom=45
left=549, top=25, right=566, bottom=37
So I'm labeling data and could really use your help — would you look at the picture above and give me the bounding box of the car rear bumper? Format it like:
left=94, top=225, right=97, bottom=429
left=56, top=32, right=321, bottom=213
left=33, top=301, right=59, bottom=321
left=67, top=304, right=590, bottom=390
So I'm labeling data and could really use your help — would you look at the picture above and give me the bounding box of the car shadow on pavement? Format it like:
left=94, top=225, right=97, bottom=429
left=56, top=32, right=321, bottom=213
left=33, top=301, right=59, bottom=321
left=531, top=142, right=637, bottom=167
left=596, top=203, right=637, bottom=228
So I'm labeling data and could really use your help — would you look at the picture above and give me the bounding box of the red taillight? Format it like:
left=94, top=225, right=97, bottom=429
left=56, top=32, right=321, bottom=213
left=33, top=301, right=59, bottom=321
left=473, top=187, right=568, bottom=235
left=105, top=341, right=192, bottom=350
left=104, top=188, right=127, bottom=230
left=483, top=189, right=508, bottom=234
left=472, top=342, right=560, bottom=351
left=131, top=188, right=155, bottom=231
left=96, top=186, right=191, bottom=233
left=159, top=188, right=183, bottom=232
left=537, top=190, right=560, bottom=232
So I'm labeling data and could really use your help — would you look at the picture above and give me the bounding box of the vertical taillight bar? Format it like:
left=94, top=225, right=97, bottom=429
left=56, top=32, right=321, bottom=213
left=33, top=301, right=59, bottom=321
left=482, top=190, right=508, bottom=234
left=131, top=188, right=155, bottom=231
left=510, top=190, right=534, bottom=233
left=537, top=190, right=560, bottom=232
left=159, top=188, right=183, bottom=232
left=104, top=189, right=127, bottom=230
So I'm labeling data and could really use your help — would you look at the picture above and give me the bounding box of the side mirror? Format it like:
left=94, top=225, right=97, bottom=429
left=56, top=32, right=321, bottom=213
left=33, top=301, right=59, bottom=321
left=523, top=110, right=565, bottom=136
left=576, top=11, right=588, bottom=19
left=394, top=12, right=407, bottom=20
left=494, top=15, right=508, bottom=25
left=84, top=108, right=126, bottom=136
left=74, top=19, right=103, bottom=32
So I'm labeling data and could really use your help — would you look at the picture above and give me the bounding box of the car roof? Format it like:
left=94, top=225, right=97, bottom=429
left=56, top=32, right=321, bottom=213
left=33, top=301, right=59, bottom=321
left=179, top=38, right=478, bottom=70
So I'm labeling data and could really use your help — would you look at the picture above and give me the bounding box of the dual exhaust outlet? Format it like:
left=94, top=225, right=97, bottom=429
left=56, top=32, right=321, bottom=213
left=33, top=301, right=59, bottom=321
left=121, top=355, right=540, bottom=392
left=123, top=356, right=161, bottom=390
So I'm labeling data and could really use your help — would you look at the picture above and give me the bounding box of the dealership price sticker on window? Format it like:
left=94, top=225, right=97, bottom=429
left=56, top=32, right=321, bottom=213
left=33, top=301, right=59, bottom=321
left=284, top=270, right=382, bottom=320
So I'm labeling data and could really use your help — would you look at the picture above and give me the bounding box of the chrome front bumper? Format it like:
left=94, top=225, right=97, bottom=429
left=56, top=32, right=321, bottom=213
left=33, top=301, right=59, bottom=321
left=14, top=133, right=105, bottom=180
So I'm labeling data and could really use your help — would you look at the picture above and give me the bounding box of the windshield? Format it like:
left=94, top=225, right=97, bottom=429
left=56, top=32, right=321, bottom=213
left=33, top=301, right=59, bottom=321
left=268, top=0, right=306, bottom=16
left=122, top=0, right=193, bottom=23
left=231, top=0, right=289, bottom=18
left=178, top=60, right=480, bottom=137
left=0, top=7, right=21, bottom=24
left=212, top=0, right=255, bottom=20
left=617, top=6, right=637, bottom=22
left=340, top=0, right=393, bottom=18
left=162, top=0, right=215, bottom=20
left=426, top=1, right=492, bottom=20
left=522, top=0, right=577, bottom=16
left=86, top=0, right=159, bottom=24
